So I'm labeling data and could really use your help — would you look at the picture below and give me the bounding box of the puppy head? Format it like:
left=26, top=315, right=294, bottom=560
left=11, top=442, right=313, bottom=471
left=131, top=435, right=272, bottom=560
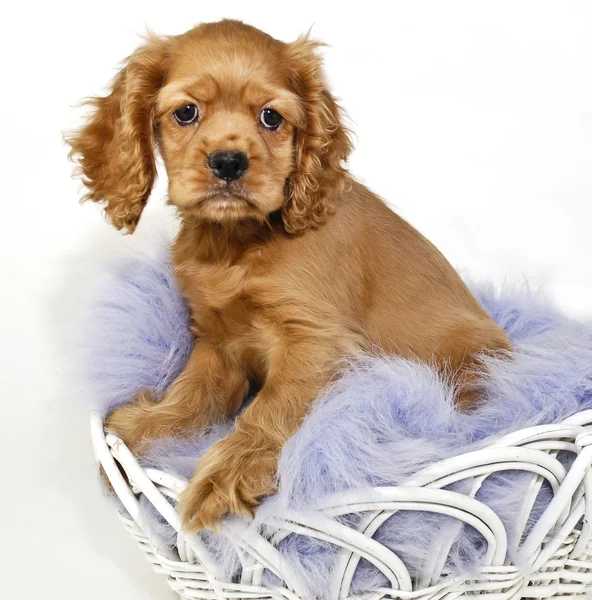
left=68, top=20, right=352, bottom=234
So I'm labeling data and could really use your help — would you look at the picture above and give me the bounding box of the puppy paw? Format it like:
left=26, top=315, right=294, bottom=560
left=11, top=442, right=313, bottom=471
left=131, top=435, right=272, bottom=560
left=180, top=434, right=277, bottom=531
left=104, top=389, right=158, bottom=456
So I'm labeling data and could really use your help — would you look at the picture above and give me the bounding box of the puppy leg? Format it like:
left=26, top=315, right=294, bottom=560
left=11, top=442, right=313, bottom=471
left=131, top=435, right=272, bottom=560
left=436, top=316, right=512, bottom=410
left=105, top=342, right=248, bottom=454
left=179, top=335, right=349, bottom=531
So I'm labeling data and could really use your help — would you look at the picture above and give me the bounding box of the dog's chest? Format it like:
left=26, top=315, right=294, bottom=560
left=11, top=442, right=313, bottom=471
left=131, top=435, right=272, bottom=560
left=176, top=259, right=271, bottom=362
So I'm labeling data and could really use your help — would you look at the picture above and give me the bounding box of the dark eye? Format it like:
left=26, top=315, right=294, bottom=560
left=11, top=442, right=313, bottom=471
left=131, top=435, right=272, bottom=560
left=260, top=108, right=283, bottom=130
left=173, top=104, right=198, bottom=125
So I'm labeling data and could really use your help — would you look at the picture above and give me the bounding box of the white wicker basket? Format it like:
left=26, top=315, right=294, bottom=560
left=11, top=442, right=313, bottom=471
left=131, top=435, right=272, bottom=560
left=91, top=409, right=592, bottom=600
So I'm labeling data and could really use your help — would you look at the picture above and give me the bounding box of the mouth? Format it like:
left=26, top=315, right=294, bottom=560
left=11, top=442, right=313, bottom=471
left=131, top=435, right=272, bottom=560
left=176, top=184, right=262, bottom=222
left=196, top=187, right=256, bottom=208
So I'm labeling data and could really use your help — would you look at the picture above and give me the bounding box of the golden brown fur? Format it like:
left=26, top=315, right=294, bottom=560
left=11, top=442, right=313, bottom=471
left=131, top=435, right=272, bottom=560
left=68, top=20, right=512, bottom=531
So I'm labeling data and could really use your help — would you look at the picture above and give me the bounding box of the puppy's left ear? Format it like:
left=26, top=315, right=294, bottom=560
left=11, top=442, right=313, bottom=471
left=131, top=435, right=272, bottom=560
left=283, top=36, right=353, bottom=234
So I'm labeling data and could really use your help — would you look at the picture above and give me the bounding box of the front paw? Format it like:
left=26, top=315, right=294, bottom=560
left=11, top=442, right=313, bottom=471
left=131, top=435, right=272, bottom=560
left=180, top=435, right=277, bottom=532
left=104, top=389, right=158, bottom=455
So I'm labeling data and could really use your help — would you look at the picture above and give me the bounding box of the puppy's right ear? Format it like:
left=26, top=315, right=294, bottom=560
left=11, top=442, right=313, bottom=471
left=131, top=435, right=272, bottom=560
left=67, top=35, right=170, bottom=233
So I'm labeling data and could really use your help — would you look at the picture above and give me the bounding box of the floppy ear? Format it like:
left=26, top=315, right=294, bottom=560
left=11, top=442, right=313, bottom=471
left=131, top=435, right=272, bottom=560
left=67, top=35, right=169, bottom=233
left=283, top=36, right=353, bottom=234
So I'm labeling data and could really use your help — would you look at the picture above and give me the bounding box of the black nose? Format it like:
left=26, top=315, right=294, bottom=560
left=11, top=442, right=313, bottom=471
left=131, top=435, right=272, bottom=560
left=207, top=150, right=249, bottom=181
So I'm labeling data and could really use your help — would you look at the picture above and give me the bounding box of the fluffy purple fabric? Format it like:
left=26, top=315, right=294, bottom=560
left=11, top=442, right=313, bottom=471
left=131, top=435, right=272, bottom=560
left=82, top=248, right=193, bottom=413
left=83, top=246, right=592, bottom=598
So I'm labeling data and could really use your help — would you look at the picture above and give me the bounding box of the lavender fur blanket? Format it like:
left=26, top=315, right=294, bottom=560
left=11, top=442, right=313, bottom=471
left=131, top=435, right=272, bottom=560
left=83, top=246, right=592, bottom=597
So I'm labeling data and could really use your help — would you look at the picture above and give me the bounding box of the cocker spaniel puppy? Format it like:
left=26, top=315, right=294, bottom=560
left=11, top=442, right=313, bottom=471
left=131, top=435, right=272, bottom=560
left=69, top=20, right=511, bottom=531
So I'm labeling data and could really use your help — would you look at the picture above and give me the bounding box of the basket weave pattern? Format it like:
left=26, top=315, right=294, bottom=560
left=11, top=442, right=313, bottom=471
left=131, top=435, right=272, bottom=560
left=91, top=410, right=592, bottom=600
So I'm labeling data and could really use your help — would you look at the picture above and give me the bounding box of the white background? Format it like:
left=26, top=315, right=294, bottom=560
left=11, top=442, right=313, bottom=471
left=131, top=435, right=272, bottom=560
left=1, top=1, right=591, bottom=598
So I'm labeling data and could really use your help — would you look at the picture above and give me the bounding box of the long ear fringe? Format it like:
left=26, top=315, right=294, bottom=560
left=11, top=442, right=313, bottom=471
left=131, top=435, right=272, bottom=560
left=65, top=34, right=170, bottom=233
left=282, top=35, right=353, bottom=234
